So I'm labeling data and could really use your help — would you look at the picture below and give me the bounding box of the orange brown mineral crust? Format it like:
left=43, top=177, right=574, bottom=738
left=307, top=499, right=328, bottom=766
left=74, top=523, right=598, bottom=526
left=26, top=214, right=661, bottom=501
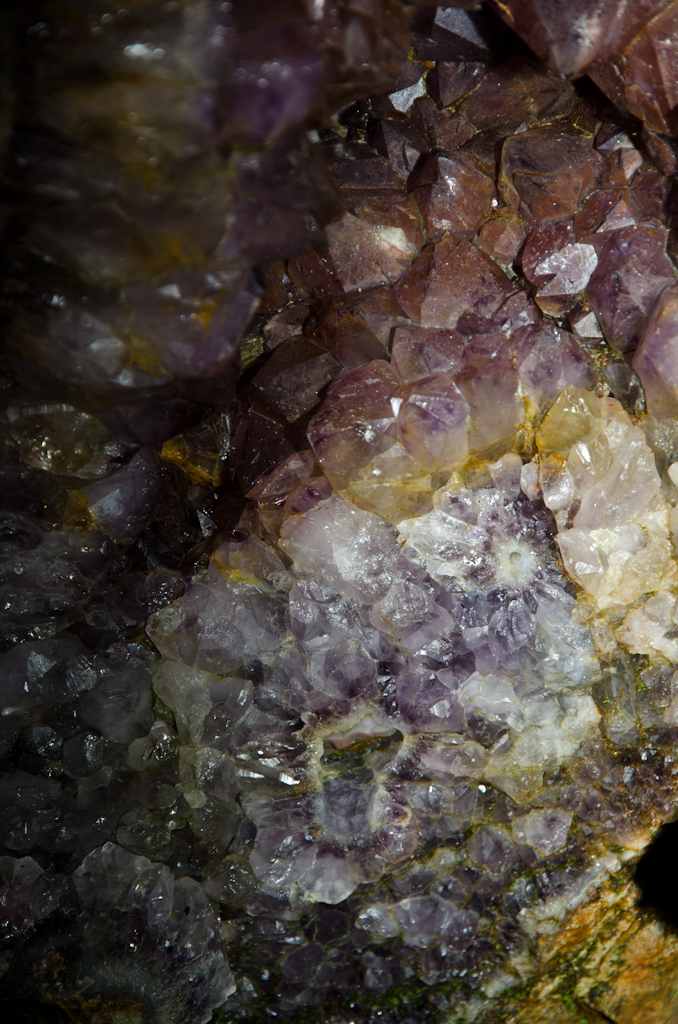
left=503, top=873, right=678, bottom=1024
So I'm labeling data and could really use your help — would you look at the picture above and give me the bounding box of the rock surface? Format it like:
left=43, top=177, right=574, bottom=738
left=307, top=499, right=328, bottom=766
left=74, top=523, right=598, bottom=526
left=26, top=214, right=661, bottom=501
left=2, top=3, right=678, bottom=1024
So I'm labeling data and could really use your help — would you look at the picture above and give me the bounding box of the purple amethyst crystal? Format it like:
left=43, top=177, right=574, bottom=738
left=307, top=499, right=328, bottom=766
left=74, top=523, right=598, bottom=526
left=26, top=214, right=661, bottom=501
left=633, top=282, right=678, bottom=417
left=587, top=223, right=677, bottom=352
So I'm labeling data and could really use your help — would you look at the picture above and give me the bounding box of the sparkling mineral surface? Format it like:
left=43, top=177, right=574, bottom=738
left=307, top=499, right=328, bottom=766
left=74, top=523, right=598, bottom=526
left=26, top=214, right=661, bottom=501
left=4, top=3, right=678, bottom=1024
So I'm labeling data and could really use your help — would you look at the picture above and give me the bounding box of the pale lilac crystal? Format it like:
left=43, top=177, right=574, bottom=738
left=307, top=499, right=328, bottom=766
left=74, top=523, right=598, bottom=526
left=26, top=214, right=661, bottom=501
left=390, top=325, right=465, bottom=381
left=511, top=807, right=573, bottom=856
left=532, top=241, right=599, bottom=317
left=146, top=582, right=246, bottom=674
left=513, top=323, right=598, bottom=405
left=249, top=829, right=317, bottom=888
left=279, top=495, right=398, bottom=604
left=420, top=735, right=490, bottom=781
left=467, top=825, right=518, bottom=875
left=357, top=896, right=477, bottom=951
left=284, top=476, right=333, bottom=516
left=413, top=681, right=465, bottom=733
left=453, top=334, right=522, bottom=450
left=396, top=372, right=470, bottom=470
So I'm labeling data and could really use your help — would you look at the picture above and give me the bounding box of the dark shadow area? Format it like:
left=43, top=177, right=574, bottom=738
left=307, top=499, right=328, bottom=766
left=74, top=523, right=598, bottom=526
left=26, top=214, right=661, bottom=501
left=0, top=1000, right=71, bottom=1024
left=634, top=820, right=678, bottom=929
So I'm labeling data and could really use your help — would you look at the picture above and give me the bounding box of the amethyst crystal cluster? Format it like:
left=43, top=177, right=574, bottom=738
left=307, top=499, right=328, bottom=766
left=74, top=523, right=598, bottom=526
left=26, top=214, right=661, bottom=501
left=5, top=3, right=678, bottom=1024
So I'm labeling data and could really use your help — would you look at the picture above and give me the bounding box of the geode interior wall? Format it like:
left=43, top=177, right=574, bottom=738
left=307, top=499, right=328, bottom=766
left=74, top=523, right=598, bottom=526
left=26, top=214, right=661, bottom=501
left=3, top=3, right=678, bottom=1024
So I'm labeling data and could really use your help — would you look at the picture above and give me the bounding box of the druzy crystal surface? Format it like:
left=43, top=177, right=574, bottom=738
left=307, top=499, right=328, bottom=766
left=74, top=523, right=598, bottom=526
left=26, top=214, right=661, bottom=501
left=5, top=3, right=678, bottom=1024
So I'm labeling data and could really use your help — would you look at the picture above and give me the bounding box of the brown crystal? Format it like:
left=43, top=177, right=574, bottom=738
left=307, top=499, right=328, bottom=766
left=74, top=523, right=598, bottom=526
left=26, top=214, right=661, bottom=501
left=589, top=3, right=678, bottom=137
left=325, top=194, right=424, bottom=292
left=413, top=153, right=496, bottom=240
left=478, top=210, right=526, bottom=265
left=250, top=338, right=341, bottom=423
left=394, top=238, right=514, bottom=328
left=501, top=126, right=604, bottom=227
left=457, top=57, right=573, bottom=130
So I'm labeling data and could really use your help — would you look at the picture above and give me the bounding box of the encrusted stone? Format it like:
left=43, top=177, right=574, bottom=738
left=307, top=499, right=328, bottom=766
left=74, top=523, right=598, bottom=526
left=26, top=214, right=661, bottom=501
left=5, top=6, right=678, bottom=1023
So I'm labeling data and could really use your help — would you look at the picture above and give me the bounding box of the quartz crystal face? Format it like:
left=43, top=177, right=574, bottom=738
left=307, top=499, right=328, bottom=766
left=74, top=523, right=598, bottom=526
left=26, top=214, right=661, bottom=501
left=5, top=3, right=678, bottom=1024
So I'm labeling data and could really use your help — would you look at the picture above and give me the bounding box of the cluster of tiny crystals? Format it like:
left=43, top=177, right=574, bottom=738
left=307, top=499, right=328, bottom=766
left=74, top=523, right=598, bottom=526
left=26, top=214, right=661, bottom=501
left=6, top=3, right=678, bottom=1024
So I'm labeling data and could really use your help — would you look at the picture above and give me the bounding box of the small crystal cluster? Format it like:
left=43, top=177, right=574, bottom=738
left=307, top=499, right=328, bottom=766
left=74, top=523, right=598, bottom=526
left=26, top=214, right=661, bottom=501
left=5, top=4, right=678, bottom=1024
